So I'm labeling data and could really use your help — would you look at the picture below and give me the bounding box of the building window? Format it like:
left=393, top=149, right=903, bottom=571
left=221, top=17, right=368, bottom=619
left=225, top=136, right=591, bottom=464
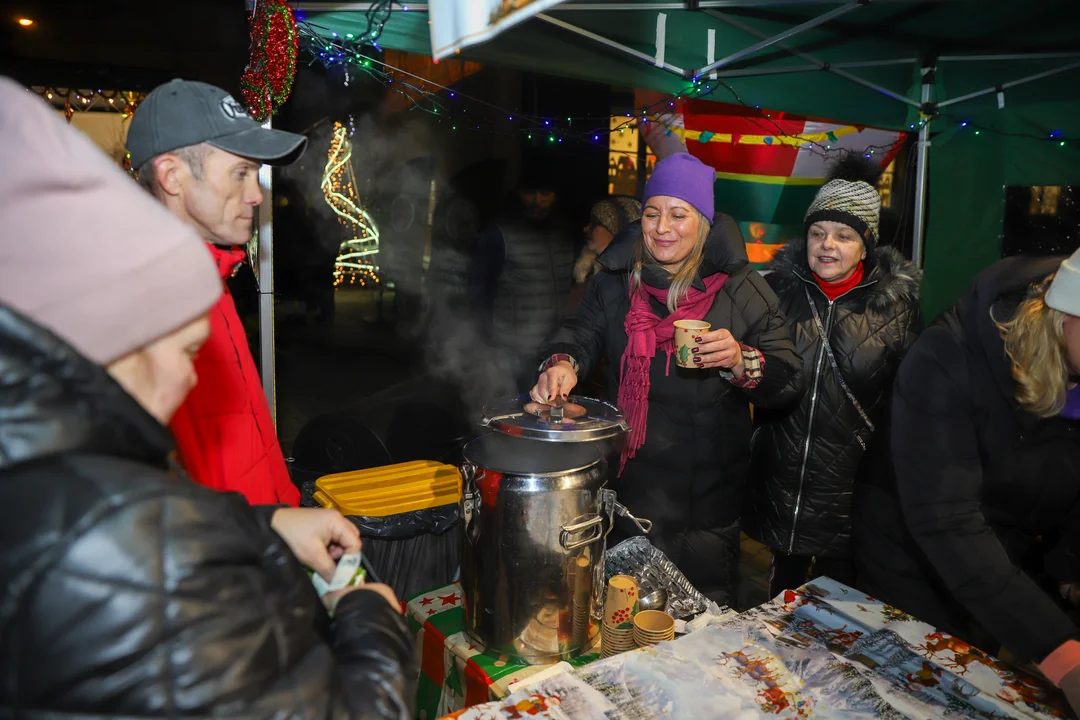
left=878, top=159, right=896, bottom=209
left=607, top=117, right=656, bottom=197
left=1029, top=186, right=1062, bottom=216
left=1002, top=186, right=1080, bottom=257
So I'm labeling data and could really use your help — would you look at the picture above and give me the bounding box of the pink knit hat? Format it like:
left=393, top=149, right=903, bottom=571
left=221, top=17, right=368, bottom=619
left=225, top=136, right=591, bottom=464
left=0, top=77, right=221, bottom=366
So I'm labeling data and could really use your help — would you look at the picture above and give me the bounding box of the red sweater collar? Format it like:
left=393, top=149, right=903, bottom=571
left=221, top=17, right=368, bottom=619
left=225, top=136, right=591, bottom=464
left=812, top=262, right=864, bottom=301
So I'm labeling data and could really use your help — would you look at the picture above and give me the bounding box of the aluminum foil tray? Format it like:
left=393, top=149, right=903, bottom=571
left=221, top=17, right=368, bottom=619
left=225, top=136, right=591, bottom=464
left=604, top=536, right=713, bottom=620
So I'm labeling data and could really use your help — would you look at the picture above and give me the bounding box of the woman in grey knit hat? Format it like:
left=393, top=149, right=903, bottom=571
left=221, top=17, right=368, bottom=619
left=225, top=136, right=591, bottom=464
left=745, top=153, right=922, bottom=596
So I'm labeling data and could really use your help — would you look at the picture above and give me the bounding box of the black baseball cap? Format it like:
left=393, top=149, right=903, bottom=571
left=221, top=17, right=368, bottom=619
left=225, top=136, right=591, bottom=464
left=126, top=79, right=307, bottom=169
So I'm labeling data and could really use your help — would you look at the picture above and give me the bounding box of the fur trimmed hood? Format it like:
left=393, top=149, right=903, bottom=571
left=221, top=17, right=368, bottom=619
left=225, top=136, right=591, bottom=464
left=767, top=240, right=921, bottom=313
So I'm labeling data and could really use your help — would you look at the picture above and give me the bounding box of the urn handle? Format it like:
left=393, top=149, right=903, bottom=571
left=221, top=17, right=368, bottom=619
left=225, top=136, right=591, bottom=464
left=560, top=515, right=604, bottom=551
left=460, top=462, right=481, bottom=545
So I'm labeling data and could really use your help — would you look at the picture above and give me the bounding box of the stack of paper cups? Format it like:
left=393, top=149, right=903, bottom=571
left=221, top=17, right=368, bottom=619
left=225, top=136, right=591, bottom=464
left=571, top=556, right=591, bottom=646
left=633, top=609, right=675, bottom=647
left=602, top=575, right=639, bottom=657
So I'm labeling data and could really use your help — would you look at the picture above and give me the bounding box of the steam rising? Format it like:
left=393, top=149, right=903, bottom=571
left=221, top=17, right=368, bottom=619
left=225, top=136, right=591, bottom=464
left=278, top=108, right=521, bottom=420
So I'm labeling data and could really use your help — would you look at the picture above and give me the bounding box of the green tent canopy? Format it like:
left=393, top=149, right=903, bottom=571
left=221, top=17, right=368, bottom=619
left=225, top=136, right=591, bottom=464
left=298, top=0, right=1080, bottom=318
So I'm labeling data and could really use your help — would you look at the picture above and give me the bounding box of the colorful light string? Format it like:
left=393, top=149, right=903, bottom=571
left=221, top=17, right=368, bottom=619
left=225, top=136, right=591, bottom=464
left=296, top=22, right=1077, bottom=155
left=31, top=86, right=144, bottom=121
left=297, top=23, right=907, bottom=161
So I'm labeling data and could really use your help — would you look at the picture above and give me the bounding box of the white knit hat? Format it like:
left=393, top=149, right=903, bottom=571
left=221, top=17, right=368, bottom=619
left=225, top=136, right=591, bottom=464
left=804, top=178, right=882, bottom=250
left=1046, top=248, right=1080, bottom=316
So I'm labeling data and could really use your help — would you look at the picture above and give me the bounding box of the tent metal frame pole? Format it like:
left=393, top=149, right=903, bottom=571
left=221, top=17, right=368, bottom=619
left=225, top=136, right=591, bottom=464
left=693, top=1, right=862, bottom=77
left=911, top=69, right=933, bottom=269
left=534, top=13, right=687, bottom=76
left=710, top=57, right=915, bottom=77
left=705, top=9, right=921, bottom=108
left=939, top=52, right=1080, bottom=62
left=291, top=2, right=427, bottom=9
left=291, top=0, right=952, bottom=10
left=256, top=126, right=277, bottom=429
left=936, top=60, right=1080, bottom=109
left=696, top=0, right=958, bottom=4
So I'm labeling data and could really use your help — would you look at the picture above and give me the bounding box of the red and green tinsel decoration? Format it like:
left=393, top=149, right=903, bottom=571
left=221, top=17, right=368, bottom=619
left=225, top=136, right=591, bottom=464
left=240, top=0, right=298, bottom=122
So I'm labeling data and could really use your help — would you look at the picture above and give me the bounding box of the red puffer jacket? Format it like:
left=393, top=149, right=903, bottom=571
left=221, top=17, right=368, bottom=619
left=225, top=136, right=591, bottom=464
left=170, top=244, right=300, bottom=506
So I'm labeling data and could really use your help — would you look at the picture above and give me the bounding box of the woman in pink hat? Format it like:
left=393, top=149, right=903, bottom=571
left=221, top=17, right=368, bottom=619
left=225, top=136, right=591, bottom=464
left=0, top=78, right=413, bottom=718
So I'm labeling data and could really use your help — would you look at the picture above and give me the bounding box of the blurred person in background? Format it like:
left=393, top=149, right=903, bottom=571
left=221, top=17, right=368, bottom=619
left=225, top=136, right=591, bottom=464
left=746, top=155, right=921, bottom=595
left=568, top=195, right=643, bottom=311
left=568, top=195, right=643, bottom=400
left=0, top=77, right=414, bottom=718
left=469, top=159, right=575, bottom=393
left=128, top=79, right=304, bottom=506
left=855, top=249, right=1080, bottom=716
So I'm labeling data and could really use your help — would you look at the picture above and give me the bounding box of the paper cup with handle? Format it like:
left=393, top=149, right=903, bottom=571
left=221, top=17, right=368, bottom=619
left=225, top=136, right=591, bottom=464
left=674, top=320, right=711, bottom=368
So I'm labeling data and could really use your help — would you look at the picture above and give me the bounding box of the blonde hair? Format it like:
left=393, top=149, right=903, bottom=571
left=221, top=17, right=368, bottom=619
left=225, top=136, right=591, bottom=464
left=629, top=210, right=711, bottom=313
left=996, top=273, right=1069, bottom=417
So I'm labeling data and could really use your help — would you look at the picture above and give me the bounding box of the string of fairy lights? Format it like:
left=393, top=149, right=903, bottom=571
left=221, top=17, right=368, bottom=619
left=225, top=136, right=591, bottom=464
left=31, top=87, right=144, bottom=120
left=298, top=21, right=909, bottom=160
left=297, top=20, right=1079, bottom=159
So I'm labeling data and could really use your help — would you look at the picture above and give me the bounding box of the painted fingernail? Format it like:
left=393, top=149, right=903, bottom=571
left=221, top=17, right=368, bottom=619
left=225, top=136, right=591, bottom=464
left=695, top=337, right=703, bottom=343
left=693, top=357, right=703, bottom=365
left=692, top=347, right=700, bottom=354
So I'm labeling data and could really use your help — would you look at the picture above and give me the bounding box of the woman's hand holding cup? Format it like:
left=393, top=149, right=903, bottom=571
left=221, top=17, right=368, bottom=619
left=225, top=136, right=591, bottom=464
left=693, top=328, right=745, bottom=375
left=531, top=361, right=578, bottom=404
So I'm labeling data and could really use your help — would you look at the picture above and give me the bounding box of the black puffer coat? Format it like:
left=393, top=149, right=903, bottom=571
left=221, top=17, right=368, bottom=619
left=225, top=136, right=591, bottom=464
left=0, top=306, right=416, bottom=718
left=854, top=256, right=1080, bottom=664
left=541, top=216, right=802, bottom=602
left=747, top=243, right=921, bottom=559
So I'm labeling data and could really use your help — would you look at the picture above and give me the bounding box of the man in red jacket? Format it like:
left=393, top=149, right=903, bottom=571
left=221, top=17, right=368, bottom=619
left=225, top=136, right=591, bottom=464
left=127, top=79, right=305, bottom=505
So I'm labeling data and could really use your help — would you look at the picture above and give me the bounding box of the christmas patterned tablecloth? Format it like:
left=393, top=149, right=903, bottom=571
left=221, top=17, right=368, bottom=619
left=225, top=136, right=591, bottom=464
left=436, top=578, right=1071, bottom=720
left=406, top=583, right=600, bottom=719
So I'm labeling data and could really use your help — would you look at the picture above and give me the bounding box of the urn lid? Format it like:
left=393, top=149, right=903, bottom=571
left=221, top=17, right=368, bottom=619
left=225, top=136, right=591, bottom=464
left=479, top=394, right=629, bottom=442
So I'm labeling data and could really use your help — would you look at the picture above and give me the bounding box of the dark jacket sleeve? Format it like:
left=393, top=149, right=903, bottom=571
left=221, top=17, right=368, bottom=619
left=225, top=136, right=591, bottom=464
left=330, top=590, right=416, bottom=718
left=731, top=269, right=803, bottom=408
left=892, top=327, right=1077, bottom=663
left=894, top=297, right=923, bottom=361
left=27, top=485, right=416, bottom=718
left=466, top=223, right=505, bottom=316
left=540, top=272, right=610, bottom=382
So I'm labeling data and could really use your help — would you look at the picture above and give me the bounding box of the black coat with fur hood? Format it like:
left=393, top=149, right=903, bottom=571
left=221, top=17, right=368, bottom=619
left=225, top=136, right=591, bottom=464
left=747, top=242, right=921, bottom=559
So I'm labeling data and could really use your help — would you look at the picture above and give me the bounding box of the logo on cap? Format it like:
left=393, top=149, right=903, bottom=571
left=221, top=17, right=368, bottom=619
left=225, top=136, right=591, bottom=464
left=220, top=96, right=250, bottom=121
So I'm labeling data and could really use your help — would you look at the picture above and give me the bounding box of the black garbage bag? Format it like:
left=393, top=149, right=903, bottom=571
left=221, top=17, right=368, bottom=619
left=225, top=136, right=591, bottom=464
left=348, top=504, right=462, bottom=602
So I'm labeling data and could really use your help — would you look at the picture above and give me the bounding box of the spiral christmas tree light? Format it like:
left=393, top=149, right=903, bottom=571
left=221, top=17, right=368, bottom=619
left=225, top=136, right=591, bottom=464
left=323, top=122, right=380, bottom=288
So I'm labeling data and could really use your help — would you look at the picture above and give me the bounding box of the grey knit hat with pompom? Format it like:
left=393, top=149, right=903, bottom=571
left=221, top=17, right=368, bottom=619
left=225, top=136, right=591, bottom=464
left=804, top=153, right=883, bottom=250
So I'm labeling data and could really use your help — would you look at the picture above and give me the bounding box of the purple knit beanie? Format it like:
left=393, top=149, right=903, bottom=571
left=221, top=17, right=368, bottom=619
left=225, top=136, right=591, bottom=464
left=642, top=152, right=716, bottom=221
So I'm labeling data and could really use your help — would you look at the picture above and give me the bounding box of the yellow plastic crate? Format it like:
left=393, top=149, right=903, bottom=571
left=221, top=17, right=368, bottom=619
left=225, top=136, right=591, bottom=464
left=313, top=460, right=462, bottom=517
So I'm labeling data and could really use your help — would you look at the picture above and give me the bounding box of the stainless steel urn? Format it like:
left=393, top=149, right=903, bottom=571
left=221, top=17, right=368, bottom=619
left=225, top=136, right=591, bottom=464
left=460, top=396, right=648, bottom=662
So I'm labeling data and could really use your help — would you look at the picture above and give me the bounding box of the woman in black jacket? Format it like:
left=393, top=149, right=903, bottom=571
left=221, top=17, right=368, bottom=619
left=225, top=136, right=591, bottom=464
left=854, top=251, right=1080, bottom=715
left=747, top=156, right=921, bottom=594
left=531, top=153, right=802, bottom=604
left=0, top=80, right=414, bottom=718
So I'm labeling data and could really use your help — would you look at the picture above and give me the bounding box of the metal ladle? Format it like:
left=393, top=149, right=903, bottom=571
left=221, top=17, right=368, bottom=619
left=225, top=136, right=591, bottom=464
left=638, top=587, right=669, bottom=612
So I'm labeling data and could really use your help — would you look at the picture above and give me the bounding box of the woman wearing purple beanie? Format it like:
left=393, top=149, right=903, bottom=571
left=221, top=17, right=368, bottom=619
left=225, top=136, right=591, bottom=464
left=532, top=153, right=803, bottom=604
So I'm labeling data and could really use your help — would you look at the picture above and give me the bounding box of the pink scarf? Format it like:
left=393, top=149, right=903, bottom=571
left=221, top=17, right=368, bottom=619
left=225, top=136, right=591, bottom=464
left=617, top=273, right=729, bottom=475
